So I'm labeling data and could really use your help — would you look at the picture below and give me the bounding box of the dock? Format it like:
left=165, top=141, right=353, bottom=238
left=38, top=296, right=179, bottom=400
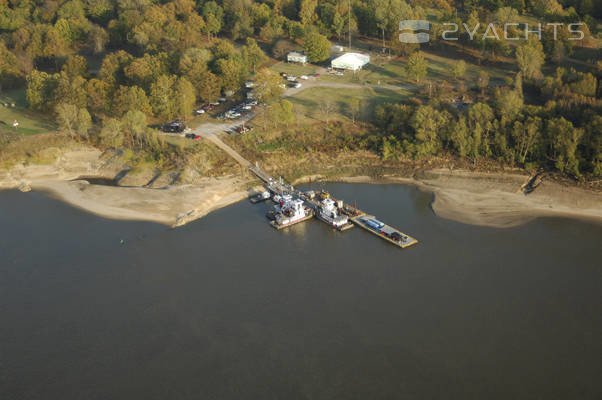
left=198, top=128, right=417, bottom=247
left=248, top=164, right=417, bottom=247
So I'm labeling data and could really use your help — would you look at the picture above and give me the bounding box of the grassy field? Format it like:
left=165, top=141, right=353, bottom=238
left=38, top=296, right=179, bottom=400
left=269, top=61, right=320, bottom=76
left=287, top=86, right=413, bottom=122
left=316, top=47, right=516, bottom=88
left=0, top=89, right=56, bottom=135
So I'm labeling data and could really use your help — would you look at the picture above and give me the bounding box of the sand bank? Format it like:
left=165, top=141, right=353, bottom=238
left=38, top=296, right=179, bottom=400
left=2, top=149, right=601, bottom=228
left=333, top=170, right=602, bottom=228
left=0, top=148, right=251, bottom=227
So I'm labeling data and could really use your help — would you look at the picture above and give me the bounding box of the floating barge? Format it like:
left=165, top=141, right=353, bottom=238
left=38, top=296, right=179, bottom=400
left=351, top=215, right=418, bottom=249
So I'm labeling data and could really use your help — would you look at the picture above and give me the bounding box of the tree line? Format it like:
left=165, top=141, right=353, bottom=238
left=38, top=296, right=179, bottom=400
left=374, top=68, right=600, bottom=177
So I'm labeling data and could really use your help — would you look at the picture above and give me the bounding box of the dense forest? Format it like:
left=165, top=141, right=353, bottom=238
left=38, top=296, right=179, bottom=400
left=0, top=0, right=600, bottom=177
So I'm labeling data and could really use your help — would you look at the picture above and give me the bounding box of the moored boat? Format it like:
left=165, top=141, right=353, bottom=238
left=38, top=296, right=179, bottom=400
left=316, top=198, right=353, bottom=231
left=270, top=197, right=313, bottom=229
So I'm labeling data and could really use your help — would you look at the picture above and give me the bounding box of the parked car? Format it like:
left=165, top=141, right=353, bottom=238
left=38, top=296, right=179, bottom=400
left=247, top=100, right=258, bottom=106
left=279, top=72, right=288, bottom=77
left=162, top=120, right=186, bottom=133
left=194, top=108, right=205, bottom=115
left=300, top=75, right=309, bottom=80
left=287, top=76, right=297, bottom=81
left=294, top=82, right=302, bottom=88
left=185, top=133, right=200, bottom=139
left=236, top=125, right=253, bottom=134
left=242, top=104, right=252, bottom=110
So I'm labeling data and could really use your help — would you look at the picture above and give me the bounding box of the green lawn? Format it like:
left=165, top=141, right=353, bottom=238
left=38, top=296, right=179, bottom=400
left=0, top=89, right=56, bottom=135
left=421, top=51, right=514, bottom=83
left=288, top=86, right=412, bottom=122
left=317, top=49, right=516, bottom=88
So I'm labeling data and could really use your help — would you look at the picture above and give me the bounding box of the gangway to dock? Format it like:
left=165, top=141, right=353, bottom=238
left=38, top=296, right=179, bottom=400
left=248, top=162, right=272, bottom=183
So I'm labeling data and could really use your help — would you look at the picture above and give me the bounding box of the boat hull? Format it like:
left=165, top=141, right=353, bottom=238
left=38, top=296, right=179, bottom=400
left=315, top=213, right=354, bottom=231
left=270, top=213, right=314, bottom=230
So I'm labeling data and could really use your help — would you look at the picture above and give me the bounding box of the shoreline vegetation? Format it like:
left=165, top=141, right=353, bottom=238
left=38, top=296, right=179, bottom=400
left=1, top=149, right=600, bottom=229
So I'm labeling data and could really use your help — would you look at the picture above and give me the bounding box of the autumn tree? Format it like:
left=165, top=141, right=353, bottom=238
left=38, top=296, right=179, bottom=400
left=86, top=78, right=111, bottom=117
left=150, top=74, right=176, bottom=121
left=303, top=32, right=330, bottom=63
left=202, top=1, right=223, bottom=39
left=511, top=116, right=541, bottom=164
left=547, top=117, right=583, bottom=176
left=477, top=70, right=489, bottom=95
left=0, top=42, right=23, bottom=93
left=100, top=117, right=124, bottom=147
left=26, top=70, right=58, bottom=112
left=242, top=38, right=266, bottom=73
left=494, top=88, right=523, bottom=120
left=62, top=55, right=88, bottom=78
left=452, top=60, right=467, bottom=80
left=299, top=0, right=317, bottom=26
left=112, top=85, right=152, bottom=117
left=173, top=77, right=196, bottom=118
left=410, top=105, right=450, bottom=157
left=253, top=68, right=285, bottom=104
left=56, top=103, right=91, bottom=141
left=516, top=39, right=545, bottom=80
left=270, top=100, right=295, bottom=127
left=406, top=52, right=428, bottom=83
left=121, top=110, right=148, bottom=149
left=320, top=98, right=338, bottom=123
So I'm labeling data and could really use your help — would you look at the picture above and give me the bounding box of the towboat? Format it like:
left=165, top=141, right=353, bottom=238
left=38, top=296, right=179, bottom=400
left=270, top=197, right=313, bottom=229
left=316, top=198, right=353, bottom=231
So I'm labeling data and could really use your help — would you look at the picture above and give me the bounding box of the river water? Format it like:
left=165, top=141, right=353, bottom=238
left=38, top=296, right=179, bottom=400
left=1, top=183, right=601, bottom=399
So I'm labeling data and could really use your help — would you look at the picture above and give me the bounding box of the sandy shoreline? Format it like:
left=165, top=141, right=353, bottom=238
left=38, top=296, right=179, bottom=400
left=0, top=148, right=253, bottom=227
left=330, top=171, right=602, bottom=228
left=1, top=149, right=601, bottom=228
left=29, top=179, right=250, bottom=227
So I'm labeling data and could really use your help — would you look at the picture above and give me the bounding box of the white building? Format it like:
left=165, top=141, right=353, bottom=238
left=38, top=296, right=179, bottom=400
left=331, top=53, right=370, bottom=71
left=287, top=52, right=307, bottom=64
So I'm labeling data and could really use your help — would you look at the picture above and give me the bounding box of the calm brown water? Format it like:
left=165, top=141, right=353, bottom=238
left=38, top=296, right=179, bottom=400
left=1, top=183, right=601, bottom=399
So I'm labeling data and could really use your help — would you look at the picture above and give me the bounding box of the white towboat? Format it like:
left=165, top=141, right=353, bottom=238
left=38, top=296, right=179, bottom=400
left=271, top=197, right=313, bottom=229
left=316, top=198, right=353, bottom=231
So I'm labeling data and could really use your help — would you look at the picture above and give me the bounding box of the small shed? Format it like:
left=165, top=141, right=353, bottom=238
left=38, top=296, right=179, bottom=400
left=287, top=52, right=307, bottom=64
left=331, top=53, right=370, bottom=71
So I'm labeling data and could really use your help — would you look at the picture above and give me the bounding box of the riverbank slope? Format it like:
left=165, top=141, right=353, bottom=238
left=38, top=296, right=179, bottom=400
left=1, top=149, right=600, bottom=228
